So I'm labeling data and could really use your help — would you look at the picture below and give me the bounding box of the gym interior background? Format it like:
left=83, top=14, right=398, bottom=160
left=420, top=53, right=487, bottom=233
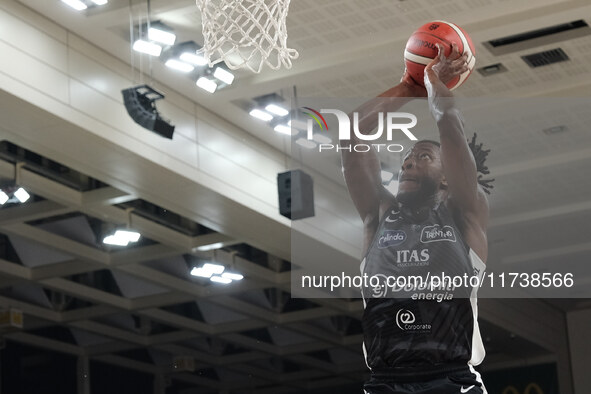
left=0, top=0, right=590, bottom=393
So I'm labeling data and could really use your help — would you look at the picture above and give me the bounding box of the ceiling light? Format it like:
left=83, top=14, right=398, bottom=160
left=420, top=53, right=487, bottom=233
left=222, top=272, right=243, bottom=281
left=202, top=263, right=225, bottom=275
left=195, top=242, right=224, bottom=252
left=13, top=187, right=30, bottom=203
left=477, top=63, right=507, bottom=76
left=113, top=230, right=140, bottom=243
left=191, top=267, right=213, bottom=278
left=295, top=138, right=316, bottom=149
left=103, top=235, right=129, bottom=246
left=265, top=104, right=289, bottom=117
left=133, top=39, right=162, bottom=57
left=180, top=52, right=208, bottom=66
left=312, top=133, right=332, bottom=144
left=0, top=186, right=32, bottom=205
left=210, top=276, right=232, bottom=284
left=61, top=0, right=87, bottom=10
left=0, top=191, right=9, bottom=205
left=103, top=229, right=141, bottom=246
left=191, top=262, right=225, bottom=279
left=148, top=26, right=176, bottom=46
left=213, top=67, right=235, bottom=85
left=165, top=59, right=194, bottom=73
left=90, top=0, right=108, bottom=5
left=249, top=109, right=273, bottom=122
left=274, top=124, right=295, bottom=135
left=196, top=77, right=217, bottom=93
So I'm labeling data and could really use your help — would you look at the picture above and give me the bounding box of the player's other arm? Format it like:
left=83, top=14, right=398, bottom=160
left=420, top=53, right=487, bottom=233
left=424, top=44, right=489, bottom=228
left=341, top=81, right=424, bottom=224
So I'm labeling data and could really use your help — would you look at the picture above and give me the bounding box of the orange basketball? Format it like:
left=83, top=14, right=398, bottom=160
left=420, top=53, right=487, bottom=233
left=404, top=21, right=476, bottom=90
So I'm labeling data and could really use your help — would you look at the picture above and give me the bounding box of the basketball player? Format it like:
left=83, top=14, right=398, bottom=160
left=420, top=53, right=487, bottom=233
left=341, top=43, right=493, bottom=393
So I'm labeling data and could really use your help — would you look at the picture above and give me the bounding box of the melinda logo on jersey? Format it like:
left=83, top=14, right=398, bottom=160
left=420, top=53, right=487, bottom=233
left=378, top=230, right=406, bottom=248
left=301, top=108, right=418, bottom=153
left=395, top=309, right=431, bottom=332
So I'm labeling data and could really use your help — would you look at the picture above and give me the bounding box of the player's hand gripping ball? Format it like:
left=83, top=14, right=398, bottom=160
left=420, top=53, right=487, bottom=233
left=404, top=21, right=476, bottom=90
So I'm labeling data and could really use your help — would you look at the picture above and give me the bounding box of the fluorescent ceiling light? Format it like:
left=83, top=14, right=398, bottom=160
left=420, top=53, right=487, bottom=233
left=222, top=272, right=243, bottom=281
left=103, top=235, right=129, bottom=246
left=148, top=27, right=176, bottom=46
left=165, top=59, right=194, bottom=73
left=90, top=0, right=108, bottom=5
left=312, top=133, right=332, bottom=144
left=14, top=188, right=30, bottom=203
left=202, top=263, right=225, bottom=275
left=114, top=230, right=140, bottom=243
left=196, top=77, right=217, bottom=93
left=249, top=109, right=273, bottom=122
left=61, top=0, right=87, bottom=11
left=295, top=138, right=316, bottom=149
left=274, top=124, right=294, bottom=136
left=191, top=263, right=226, bottom=279
left=265, top=104, right=289, bottom=117
left=213, top=67, right=235, bottom=85
left=103, top=230, right=140, bottom=246
left=180, top=52, right=208, bottom=66
left=191, top=267, right=213, bottom=278
left=133, top=39, right=162, bottom=57
left=195, top=242, right=224, bottom=252
left=210, top=275, right=232, bottom=284
left=0, top=191, right=9, bottom=205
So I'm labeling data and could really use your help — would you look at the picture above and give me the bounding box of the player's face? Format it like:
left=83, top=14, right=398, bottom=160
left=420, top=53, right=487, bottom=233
left=396, top=142, right=445, bottom=203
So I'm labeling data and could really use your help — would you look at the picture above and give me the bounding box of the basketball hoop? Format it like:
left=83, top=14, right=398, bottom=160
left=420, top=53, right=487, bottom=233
left=196, top=0, right=299, bottom=73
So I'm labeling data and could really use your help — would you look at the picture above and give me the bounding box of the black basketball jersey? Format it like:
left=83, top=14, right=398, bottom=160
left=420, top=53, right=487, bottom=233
left=360, top=202, right=486, bottom=375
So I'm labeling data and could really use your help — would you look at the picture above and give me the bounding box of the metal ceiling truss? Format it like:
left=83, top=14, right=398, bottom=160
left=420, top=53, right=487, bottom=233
left=0, top=158, right=367, bottom=392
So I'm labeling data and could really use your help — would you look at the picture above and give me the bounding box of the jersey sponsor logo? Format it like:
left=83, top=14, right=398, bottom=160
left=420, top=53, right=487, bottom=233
left=369, top=273, right=389, bottom=298
left=420, top=225, right=457, bottom=243
left=395, top=309, right=415, bottom=329
left=377, top=230, right=406, bottom=248
left=460, top=386, right=475, bottom=393
left=395, top=248, right=430, bottom=267
left=395, top=308, right=431, bottom=332
left=384, top=209, right=400, bottom=223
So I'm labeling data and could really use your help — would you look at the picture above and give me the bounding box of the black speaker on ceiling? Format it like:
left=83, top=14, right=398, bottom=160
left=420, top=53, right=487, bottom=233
left=121, top=85, right=175, bottom=139
left=277, top=170, right=315, bottom=220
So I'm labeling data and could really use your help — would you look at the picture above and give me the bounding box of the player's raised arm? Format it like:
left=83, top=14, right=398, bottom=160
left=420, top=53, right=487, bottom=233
left=424, top=43, right=488, bottom=223
left=341, top=79, right=424, bottom=226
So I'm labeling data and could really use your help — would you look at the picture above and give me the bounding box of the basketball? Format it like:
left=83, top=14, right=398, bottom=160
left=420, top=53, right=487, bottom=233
left=404, top=21, right=476, bottom=90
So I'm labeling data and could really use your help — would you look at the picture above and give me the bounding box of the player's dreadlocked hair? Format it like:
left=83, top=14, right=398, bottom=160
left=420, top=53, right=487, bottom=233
left=468, top=133, right=494, bottom=194
left=410, top=134, right=494, bottom=194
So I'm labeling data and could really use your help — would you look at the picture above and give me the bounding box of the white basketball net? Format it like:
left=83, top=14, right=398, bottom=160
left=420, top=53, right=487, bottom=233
left=196, top=0, right=299, bottom=73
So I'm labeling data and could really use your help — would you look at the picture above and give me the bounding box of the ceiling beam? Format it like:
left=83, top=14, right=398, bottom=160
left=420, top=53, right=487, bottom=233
left=0, top=200, right=74, bottom=225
